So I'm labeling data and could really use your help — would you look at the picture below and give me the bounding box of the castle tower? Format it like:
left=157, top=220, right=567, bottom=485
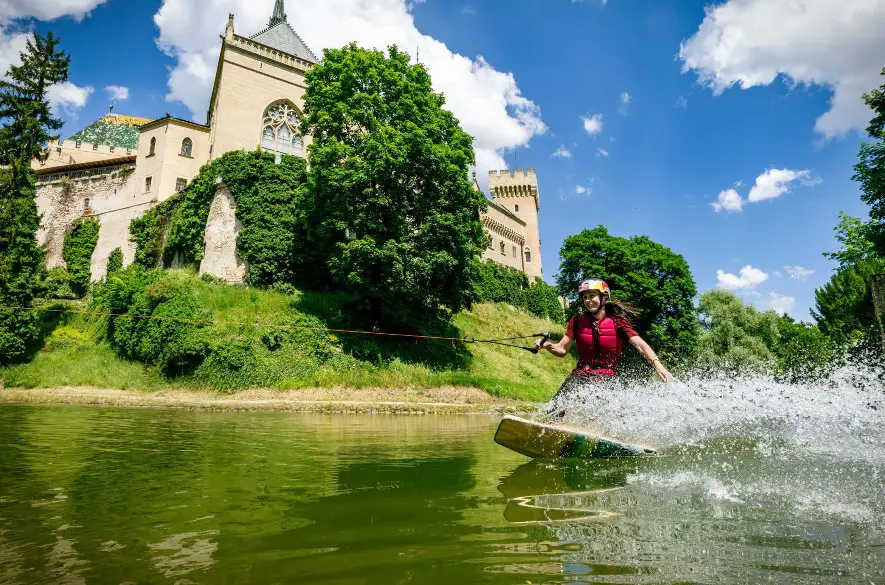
left=206, top=0, right=319, bottom=161
left=488, top=168, right=543, bottom=281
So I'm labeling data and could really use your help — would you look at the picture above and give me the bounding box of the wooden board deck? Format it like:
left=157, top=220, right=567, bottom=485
left=494, top=415, right=656, bottom=459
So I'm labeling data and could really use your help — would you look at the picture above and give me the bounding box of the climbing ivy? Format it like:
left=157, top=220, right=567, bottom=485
left=62, top=217, right=100, bottom=296
left=130, top=195, right=180, bottom=268
left=129, top=149, right=308, bottom=285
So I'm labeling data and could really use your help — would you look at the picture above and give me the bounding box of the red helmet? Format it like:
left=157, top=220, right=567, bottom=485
left=578, top=279, right=610, bottom=302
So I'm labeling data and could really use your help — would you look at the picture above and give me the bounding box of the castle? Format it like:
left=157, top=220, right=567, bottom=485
left=32, top=0, right=543, bottom=284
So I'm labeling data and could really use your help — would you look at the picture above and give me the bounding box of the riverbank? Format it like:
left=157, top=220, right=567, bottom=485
left=0, top=385, right=538, bottom=415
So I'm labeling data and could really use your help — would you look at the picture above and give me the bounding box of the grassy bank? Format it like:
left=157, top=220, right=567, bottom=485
left=0, top=275, right=573, bottom=401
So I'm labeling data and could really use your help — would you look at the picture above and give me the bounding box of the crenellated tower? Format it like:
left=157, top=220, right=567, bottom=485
left=488, top=168, right=543, bottom=281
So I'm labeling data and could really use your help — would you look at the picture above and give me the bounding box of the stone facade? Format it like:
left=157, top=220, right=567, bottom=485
left=486, top=169, right=543, bottom=281
left=33, top=1, right=545, bottom=286
left=199, top=184, right=247, bottom=283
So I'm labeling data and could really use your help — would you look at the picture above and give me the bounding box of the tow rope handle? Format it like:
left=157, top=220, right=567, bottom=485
left=527, top=332, right=550, bottom=354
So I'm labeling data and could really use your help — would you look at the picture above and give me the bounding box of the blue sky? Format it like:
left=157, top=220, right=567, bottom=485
left=15, top=0, right=883, bottom=320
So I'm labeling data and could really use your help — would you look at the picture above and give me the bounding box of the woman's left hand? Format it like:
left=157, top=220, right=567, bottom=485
left=654, top=362, right=674, bottom=382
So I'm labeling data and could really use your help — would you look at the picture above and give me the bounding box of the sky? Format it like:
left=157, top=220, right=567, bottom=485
left=4, top=0, right=884, bottom=321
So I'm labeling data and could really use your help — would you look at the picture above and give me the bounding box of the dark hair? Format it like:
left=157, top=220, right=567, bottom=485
left=605, top=300, right=638, bottom=320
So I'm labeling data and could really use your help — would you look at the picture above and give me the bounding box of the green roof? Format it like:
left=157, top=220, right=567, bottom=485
left=68, top=114, right=153, bottom=150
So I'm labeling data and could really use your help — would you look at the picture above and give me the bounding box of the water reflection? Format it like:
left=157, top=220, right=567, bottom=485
left=498, top=460, right=630, bottom=524
left=1, top=404, right=883, bottom=585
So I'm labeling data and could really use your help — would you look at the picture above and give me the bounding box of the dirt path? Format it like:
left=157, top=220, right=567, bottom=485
left=0, top=386, right=537, bottom=415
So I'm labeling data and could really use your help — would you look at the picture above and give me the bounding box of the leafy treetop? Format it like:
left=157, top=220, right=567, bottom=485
left=300, top=43, right=488, bottom=329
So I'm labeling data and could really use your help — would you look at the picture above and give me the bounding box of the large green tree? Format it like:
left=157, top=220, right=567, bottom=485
left=854, top=67, right=885, bottom=255
left=299, top=43, right=488, bottom=329
left=555, top=225, right=699, bottom=368
left=0, top=33, right=69, bottom=364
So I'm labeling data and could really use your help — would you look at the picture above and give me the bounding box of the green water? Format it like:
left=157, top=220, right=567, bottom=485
left=1, top=404, right=883, bottom=584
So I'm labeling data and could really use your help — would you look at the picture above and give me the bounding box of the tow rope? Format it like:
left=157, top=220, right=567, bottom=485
left=0, top=305, right=551, bottom=353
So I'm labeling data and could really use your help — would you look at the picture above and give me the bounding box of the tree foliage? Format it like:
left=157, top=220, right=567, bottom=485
left=696, top=290, right=836, bottom=382
left=556, top=226, right=699, bottom=367
left=299, top=43, right=488, bottom=329
left=0, top=33, right=69, bottom=364
left=812, top=259, right=882, bottom=352
left=62, top=217, right=99, bottom=296
left=470, top=260, right=563, bottom=322
left=854, top=67, right=885, bottom=256
left=823, top=211, right=878, bottom=269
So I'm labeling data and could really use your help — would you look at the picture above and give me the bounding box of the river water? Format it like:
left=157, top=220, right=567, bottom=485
left=1, top=371, right=883, bottom=584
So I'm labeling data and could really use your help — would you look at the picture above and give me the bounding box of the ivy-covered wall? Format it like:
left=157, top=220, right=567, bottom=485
left=130, top=149, right=308, bottom=286
left=62, top=217, right=100, bottom=296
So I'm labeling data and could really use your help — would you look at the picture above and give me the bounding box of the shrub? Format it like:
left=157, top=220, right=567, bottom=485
left=92, top=267, right=212, bottom=375
left=106, top=247, right=123, bottom=277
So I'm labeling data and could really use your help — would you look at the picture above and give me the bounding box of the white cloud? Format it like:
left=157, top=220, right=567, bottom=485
left=747, top=168, right=819, bottom=202
left=153, top=0, right=547, bottom=185
left=581, top=113, right=603, bottom=135
left=46, top=81, right=93, bottom=116
left=575, top=185, right=589, bottom=195
left=678, top=0, right=885, bottom=138
left=785, top=265, right=815, bottom=281
left=712, top=169, right=821, bottom=212
left=0, top=27, right=29, bottom=76
left=618, top=91, right=630, bottom=115
left=0, top=0, right=109, bottom=22
left=105, top=85, right=129, bottom=101
left=711, top=188, right=743, bottom=213
left=675, top=95, right=688, bottom=108
left=552, top=145, right=572, bottom=159
left=716, top=265, right=769, bottom=291
left=596, top=148, right=609, bottom=157
left=768, top=292, right=796, bottom=316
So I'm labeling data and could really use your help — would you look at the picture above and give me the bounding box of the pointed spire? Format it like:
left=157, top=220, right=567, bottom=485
left=269, top=0, right=287, bottom=27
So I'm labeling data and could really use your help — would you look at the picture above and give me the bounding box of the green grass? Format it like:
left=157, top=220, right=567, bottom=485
left=0, top=276, right=574, bottom=401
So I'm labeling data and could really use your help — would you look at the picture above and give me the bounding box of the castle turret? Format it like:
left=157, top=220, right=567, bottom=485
left=488, top=168, right=543, bottom=281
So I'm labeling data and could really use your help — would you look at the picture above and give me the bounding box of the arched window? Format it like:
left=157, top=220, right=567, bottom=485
left=524, top=249, right=532, bottom=263
left=514, top=204, right=520, bottom=212
left=148, top=137, right=156, bottom=156
left=261, top=101, right=304, bottom=162
left=83, top=198, right=90, bottom=211
left=180, top=138, right=193, bottom=157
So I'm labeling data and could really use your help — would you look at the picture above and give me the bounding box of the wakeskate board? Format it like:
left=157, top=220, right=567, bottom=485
left=494, top=414, right=656, bottom=459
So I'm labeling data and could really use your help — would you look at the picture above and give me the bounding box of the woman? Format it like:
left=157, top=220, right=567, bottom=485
left=536, top=278, right=673, bottom=417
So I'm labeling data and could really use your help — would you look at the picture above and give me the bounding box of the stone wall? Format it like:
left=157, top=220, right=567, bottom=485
left=35, top=163, right=144, bottom=279
left=199, top=183, right=247, bottom=283
left=481, top=200, right=526, bottom=273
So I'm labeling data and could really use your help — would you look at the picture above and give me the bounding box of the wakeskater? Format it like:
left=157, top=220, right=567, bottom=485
left=535, top=278, right=673, bottom=418
left=494, top=278, right=671, bottom=459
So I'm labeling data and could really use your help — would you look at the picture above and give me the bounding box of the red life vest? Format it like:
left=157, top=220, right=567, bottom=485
left=572, top=313, right=623, bottom=378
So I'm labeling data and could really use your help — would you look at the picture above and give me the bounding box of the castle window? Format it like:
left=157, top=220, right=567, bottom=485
left=145, top=176, right=152, bottom=193
left=180, top=138, right=193, bottom=157
left=84, top=198, right=90, bottom=211
left=92, top=143, right=98, bottom=150
left=524, top=249, right=532, bottom=263
left=175, top=178, right=187, bottom=192
left=500, top=241, right=505, bottom=255
left=261, top=101, right=304, bottom=162
left=512, top=246, right=517, bottom=258
left=148, top=137, right=156, bottom=157
left=515, top=204, right=520, bottom=212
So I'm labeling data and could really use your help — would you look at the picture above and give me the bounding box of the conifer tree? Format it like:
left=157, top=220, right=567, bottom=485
left=0, top=33, right=70, bottom=364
